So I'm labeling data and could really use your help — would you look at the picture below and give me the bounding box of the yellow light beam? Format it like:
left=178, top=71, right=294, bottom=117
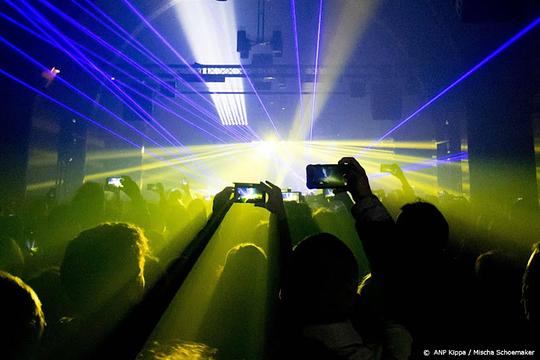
left=289, top=0, right=380, bottom=140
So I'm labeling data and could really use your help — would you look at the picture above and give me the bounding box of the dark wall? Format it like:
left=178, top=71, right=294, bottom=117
left=0, top=76, right=35, bottom=208
left=464, top=21, right=540, bottom=211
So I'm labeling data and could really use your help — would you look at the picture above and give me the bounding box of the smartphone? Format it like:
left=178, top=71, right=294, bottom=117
left=380, top=164, right=393, bottom=173
left=234, top=183, right=266, bottom=203
left=106, top=176, right=124, bottom=190
left=282, top=191, right=301, bottom=203
left=306, top=164, right=347, bottom=189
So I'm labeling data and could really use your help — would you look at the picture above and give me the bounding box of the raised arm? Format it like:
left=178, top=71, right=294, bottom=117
left=257, top=181, right=292, bottom=291
left=120, top=175, right=151, bottom=228
left=339, top=157, right=396, bottom=276
left=89, top=186, right=234, bottom=360
left=388, top=163, right=415, bottom=202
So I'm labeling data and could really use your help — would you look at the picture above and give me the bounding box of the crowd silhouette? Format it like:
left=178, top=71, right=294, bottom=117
left=0, top=158, right=538, bottom=359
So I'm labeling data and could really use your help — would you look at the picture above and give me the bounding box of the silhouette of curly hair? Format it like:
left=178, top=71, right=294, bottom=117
left=0, top=271, right=45, bottom=360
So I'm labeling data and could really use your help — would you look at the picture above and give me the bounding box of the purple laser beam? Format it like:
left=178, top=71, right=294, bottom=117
left=362, top=16, right=540, bottom=155
left=290, top=0, right=304, bottom=132
left=17, top=0, right=184, bottom=148
left=310, top=0, right=324, bottom=142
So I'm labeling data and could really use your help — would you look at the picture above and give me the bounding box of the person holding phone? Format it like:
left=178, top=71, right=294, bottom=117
left=252, top=180, right=376, bottom=359
left=340, top=157, right=471, bottom=357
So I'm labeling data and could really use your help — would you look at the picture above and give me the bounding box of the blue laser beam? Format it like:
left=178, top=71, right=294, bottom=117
left=121, top=0, right=207, bottom=83
left=170, top=0, right=253, bottom=129
left=3, top=6, right=222, bottom=180
left=74, top=0, right=241, bottom=130
left=290, top=0, right=304, bottom=130
left=239, top=63, right=281, bottom=139
left=0, top=10, right=250, bottom=144
left=0, top=35, right=222, bottom=180
left=28, top=0, right=246, bottom=144
left=0, top=66, right=209, bottom=179
left=115, top=80, right=230, bottom=144
left=310, top=0, right=324, bottom=142
left=15, top=0, right=185, bottom=148
left=0, top=33, right=187, bottom=153
left=364, top=15, right=540, bottom=153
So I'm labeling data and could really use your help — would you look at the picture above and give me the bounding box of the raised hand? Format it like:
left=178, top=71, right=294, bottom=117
left=212, top=186, right=234, bottom=214
left=256, top=181, right=286, bottom=219
left=389, top=163, right=405, bottom=179
left=338, top=157, right=373, bottom=203
left=121, top=176, right=143, bottom=202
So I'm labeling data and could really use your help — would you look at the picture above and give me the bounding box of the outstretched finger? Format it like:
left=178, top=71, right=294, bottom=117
left=342, top=157, right=368, bottom=177
left=264, top=180, right=281, bottom=192
left=338, top=157, right=358, bottom=167
left=259, top=181, right=273, bottom=193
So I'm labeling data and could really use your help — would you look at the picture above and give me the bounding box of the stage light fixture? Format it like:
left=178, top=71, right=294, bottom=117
left=175, top=1, right=248, bottom=126
left=66, top=1, right=248, bottom=142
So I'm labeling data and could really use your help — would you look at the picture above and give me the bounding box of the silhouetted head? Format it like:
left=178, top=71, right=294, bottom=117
left=168, top=188, right=187, bottom=206
left=396, top=201, right=449, bottom=255
left=287, top=233, right=359, bottom=324
left=201, top=244, right=268, bottom=359
left=475, top=250, right=525, bottom=310
left=72, top=182, right=104, bottom=208
left=475, top=250, right=512, bottom=285
left=0, top=271, right=45, bottom=360
left=221, top=243, right=267, bottom=287
left=523, top=243, right=540, bottom=328
left=60, top=223, right=149, bottom=314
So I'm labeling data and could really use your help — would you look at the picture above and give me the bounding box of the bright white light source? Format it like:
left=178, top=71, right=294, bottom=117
left=254, top=137, right=279, bottom=157
left=175, top=1, right=247, bottom=126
